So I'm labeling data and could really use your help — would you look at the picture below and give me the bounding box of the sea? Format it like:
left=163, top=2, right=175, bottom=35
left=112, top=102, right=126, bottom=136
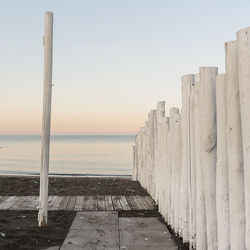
left=0, top=134, right=135, bottom=177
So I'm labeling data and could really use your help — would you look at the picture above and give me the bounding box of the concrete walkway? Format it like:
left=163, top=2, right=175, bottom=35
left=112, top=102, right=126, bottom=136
left=60, top=211, right=177, bottom=250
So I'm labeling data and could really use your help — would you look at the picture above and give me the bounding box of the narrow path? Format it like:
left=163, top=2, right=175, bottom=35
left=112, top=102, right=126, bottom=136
left=60, top=211, right=177, bottom=249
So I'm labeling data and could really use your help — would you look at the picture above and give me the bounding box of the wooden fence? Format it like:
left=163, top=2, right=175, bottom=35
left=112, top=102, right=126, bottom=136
left=133, top=26, right=250, bottom=250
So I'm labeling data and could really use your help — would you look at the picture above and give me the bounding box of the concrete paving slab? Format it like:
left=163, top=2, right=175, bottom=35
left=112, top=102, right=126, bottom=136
left=44, top=246, right=60, bottom=250
left=120, top=229, right=176, bottom=248
left=61, top=245, right=119, bottom=250
left=62, top=228, right=119, bottom=248
left=119, top=217, right=167, bottom=231
left=120, top=246, right=178, bottom=250
left=70, top=211, right=118, bottom=230
left=61, top=212, right=177, bottom=249
left=120, top=229, right=176, bottom=247
left=119, top=217, right=176, bottom=249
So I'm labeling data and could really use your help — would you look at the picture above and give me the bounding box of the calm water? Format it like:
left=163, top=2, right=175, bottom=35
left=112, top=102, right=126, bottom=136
left=0, top=135, right=135, bottom=176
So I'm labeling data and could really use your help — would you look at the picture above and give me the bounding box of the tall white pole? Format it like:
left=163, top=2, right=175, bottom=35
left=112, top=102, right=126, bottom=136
left=237, top=27, right=250, bottom=249
left=38, top=11, right=54, bottom=227
left=215, top=73, right=230, bottom=250
left=199, top=67, right=218, bottom=250
left=225, top=40, right=246, bottom=249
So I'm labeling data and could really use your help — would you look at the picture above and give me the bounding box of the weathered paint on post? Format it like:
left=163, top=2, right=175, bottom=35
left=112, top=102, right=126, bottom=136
left=199, top=67, right=218, bottom=250
left=132, top=145, right=136, bottom=181
left=172, top=111, right=181, bottom=232
left=180, top=74, right=193, bottom=242
left=215, top=73, right=230, bottom=250
left=189, top=79, right=196, bottom=248
left=132, top=26, right=250, bottom=249
left=194, top=74, right=207, bottom=249
left=237, top=27, right=250, bottom=249
left=155, top=102, right=165, bottom=201
left=169, top=108, right=179, bottom=229
left=38, top=11, right=53, bottom=227
left=225, top=40, right=246, bottom=249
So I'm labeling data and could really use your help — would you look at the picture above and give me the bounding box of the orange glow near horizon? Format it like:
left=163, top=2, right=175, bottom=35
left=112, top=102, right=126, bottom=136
left=0, top=110, right=145, bottom=134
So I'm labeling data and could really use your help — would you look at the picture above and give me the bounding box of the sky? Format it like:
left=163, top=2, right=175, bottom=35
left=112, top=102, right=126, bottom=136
left=1, top=0, right=250, bottom=134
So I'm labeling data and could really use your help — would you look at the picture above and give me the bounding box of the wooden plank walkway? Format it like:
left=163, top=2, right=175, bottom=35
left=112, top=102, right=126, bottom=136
left=60, top=211, right=177, bottom=249
left=0, top=195, right=155, bottom=211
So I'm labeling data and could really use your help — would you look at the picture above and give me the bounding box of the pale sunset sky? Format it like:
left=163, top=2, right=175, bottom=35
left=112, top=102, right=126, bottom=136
left=1, top=0, right=250, bottom=134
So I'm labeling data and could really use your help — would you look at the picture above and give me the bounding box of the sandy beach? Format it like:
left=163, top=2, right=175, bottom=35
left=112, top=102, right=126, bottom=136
left=0, top=176, right=147, bottom=196
left=0, top=176, right=152, bottom=249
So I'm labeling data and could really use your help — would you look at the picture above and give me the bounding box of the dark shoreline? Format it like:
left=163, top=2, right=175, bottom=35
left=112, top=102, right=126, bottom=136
left=0, top=173, right=132, bottom=179
left=0, top=176, right=146, bottom=196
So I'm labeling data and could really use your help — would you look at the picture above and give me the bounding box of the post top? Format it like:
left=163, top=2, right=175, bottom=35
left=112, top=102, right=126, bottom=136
left=216, top=73, right=226, bottom=80
left=225, top=40, right=236, bottom=45
left=170, top=107, right=179, bottom=115
left=225, top=40, right=237, bottom=52
left=164, top=117, right=169, bottom=123
left=199, top=66, right=218, bottom=70
left=181, top=74, right=194, bottom=81
left=45, top=11, right=54, bottom=22
left=199, top=67, right=218, bottom=75
left=157, top=101, right=165, bottom=106
left=236, top=26, right=250, bottom=36
left=194, top=73, right=199, bottom=83
left=45, top=11, right=53, bottom=15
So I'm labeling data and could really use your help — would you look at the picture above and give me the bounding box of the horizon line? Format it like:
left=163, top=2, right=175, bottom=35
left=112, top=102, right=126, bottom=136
left=0, top=133, right=136, bottom=136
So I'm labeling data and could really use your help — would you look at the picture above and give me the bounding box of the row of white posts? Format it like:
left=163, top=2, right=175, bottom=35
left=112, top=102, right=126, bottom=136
left=133, top=26, right=250, bottom=250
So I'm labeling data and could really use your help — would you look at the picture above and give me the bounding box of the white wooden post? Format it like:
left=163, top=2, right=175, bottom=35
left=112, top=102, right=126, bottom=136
left=155, top=101, right=165, bottom=202
left=177, top=114, right=183, bottom=235
left=143, top=122, right=148, bottom=189
left=140, top=127, right=144, bottom=188
left=170, top=109, right=181, bottom=232
left=166, top=108, right=177, bottom=226
left=237, top=27, right=250, bottom=249
left=140, top=126, right=145, bottom=188
left=180, top=74, right=193, bottom=242
left=165, top=114, right=172, bottom=222
left=135, top=133, right=140, bottom=182
left=160, top=117, right=170, bottom=221
left=152, top=110, right=157, bottom=200
left=138, top=129, right=144, bottom=185
left=199, top=67, right=218, bottom=249
left=189, top=78, right=196, bottom=248
left=148, top=110, right=156, bottom=198
left=194, top=74, right=207, bottom=249
left=145, top=120, right=150, bottom=191
left=169, top=108, right=179, bottom=228
left=215, top=73, right=230, bottom=250
left=139, top=129, right=144, bottom=185
left=38, top=11, right=54, bottom=227
left=225, top=40, right=246, bottom=249
left=132, top=145, right=136, bottom=180
left=173, top=112, right=181, bottom=233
